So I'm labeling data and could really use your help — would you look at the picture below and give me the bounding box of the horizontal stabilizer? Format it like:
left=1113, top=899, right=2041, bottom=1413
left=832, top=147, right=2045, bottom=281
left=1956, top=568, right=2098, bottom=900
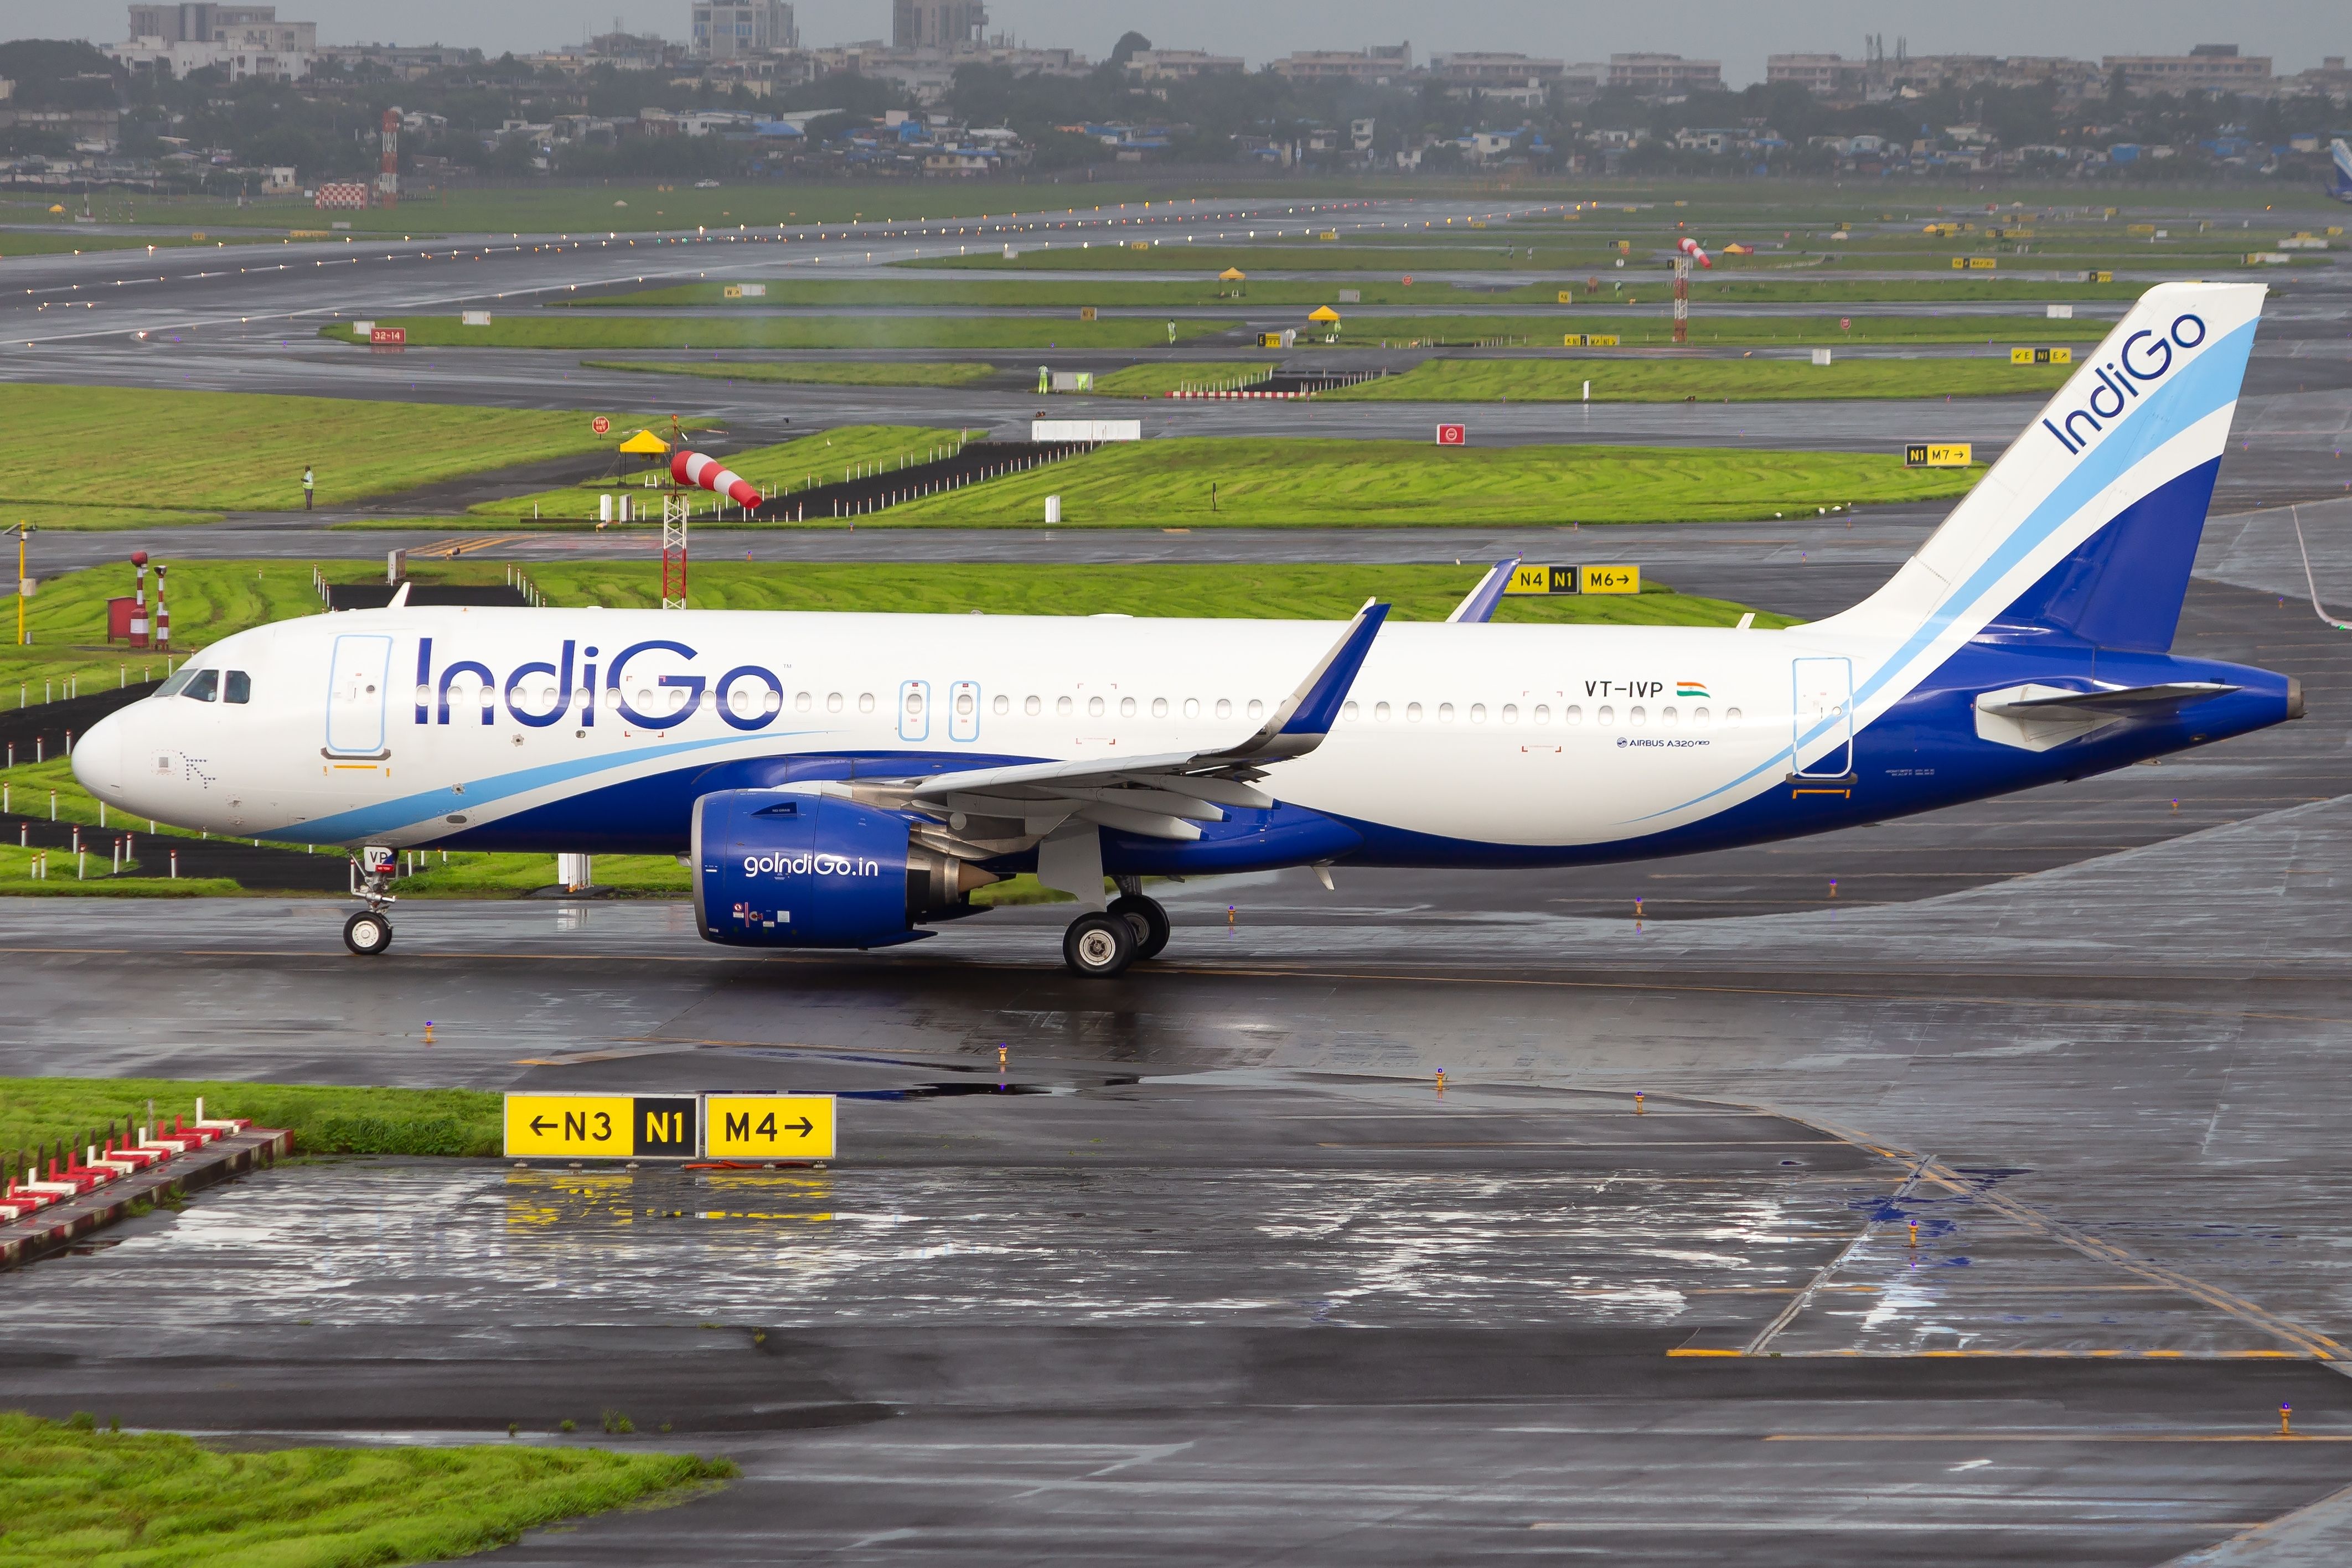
left=1981, top=681, right=2240, bottom=715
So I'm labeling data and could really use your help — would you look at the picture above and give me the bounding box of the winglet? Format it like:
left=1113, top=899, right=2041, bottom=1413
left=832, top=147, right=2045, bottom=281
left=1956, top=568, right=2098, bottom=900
left=1446, top=558, right=1520, bottom=624
left=1216, top=598, right=1388, bottom=762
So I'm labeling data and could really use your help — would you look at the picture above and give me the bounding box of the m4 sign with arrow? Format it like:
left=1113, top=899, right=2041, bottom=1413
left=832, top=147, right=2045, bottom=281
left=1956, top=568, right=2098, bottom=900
left=707, top=1096, right=837, bottom=1161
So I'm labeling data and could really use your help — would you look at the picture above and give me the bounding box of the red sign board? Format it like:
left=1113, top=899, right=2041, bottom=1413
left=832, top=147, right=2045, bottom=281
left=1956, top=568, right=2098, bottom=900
left=592, top=416, right=611, bottom=436
left=1839, top=317, right=1852, bottom=332
left=369, top=326, right=406, bottom=346
left=1435, top=423, right=1467, bottom=446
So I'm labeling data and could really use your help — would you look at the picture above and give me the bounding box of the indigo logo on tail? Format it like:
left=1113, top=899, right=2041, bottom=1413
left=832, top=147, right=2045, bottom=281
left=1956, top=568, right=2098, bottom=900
left=2041, top=313, right=2207, bottom=457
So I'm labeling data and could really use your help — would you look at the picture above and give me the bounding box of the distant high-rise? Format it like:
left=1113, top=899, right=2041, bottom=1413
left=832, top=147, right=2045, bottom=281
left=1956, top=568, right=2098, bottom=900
left=690, top=0, right=795, bottom=60
left=893, top=0, right=985, bottom=52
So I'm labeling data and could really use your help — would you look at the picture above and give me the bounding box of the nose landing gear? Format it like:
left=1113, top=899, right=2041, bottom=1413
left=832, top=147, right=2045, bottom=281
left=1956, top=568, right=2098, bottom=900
left=344, top=844, right=397, bottom=955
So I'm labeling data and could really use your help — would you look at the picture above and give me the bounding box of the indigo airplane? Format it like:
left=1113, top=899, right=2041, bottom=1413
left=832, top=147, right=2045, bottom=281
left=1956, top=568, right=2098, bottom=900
left=2333, top=137, right=2352, bottom=203
left=74, top=282, right=2297, bottom=976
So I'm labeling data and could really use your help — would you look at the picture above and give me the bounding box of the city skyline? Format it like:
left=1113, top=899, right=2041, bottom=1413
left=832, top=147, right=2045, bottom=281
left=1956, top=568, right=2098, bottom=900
left=33, top=0, right=2352, bottom=82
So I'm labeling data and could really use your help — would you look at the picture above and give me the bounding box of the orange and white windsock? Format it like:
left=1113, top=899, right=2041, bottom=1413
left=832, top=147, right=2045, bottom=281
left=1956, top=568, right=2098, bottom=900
left=670, top=450, right=763, bottom=508
left=1676, top=236, right=1712, bottom=268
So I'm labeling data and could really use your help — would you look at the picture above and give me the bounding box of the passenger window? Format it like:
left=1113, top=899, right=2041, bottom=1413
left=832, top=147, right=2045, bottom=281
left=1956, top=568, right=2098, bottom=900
left=1182, top=698, right=1200, bottom=718
left=1215, top=698, right=1232, bottom=719
left=1025, top=695, right=1041, bottom=716
left=796, top=691, right=812, bottom=712
left=1438, top=702, right=1455, bottom=723
left=859, top=693, right=876, bottom=713
left=1057, top=696, right=1072, bottom=716
left=1119, top=697, right=1135, bottom=717
left=1151, top=697, right=1167, bottom=718
left=1374, top=701, right=1391, bottom=722
left=224, top=670, right=252, bottom=705
left=1407, top=702, right=1423, bottom=722
left=1246, top=699, right=1264, bottom=720
left=1500, top=703, right=1516, bottom=724
left=1534, top=705, right=1549, bottom=725
left=1470, top=703, right=1487, bottom=723
left=991, top=694, right=1009, bottom=715
left=956, top=691, right=975, bottom=716
left=1342, top=701, right=1358, bottom=721
left=181, top=669, right=219, bottom=702
left=826, top=692, right=843, bottom=713
left=1087, top=696, right=1105, bottom=717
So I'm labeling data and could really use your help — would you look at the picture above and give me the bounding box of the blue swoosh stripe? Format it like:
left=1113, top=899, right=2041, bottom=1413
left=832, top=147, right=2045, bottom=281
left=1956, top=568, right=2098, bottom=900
left=258, top=728, right=825, bottom=842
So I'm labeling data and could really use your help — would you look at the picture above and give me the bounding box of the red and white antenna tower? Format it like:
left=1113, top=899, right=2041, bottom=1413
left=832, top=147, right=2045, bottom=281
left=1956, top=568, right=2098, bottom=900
left=378, top=108, right=399, bottom=209
left=153, top=562, right=169, bottom=650
left=130, top=550, right=149, bottom=649
left=1671, top=237, right=1709, bottom=346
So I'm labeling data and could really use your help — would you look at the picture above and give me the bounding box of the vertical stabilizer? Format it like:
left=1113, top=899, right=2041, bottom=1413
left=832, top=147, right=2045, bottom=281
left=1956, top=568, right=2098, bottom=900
left=1817, top=282, right=2263, bottom=681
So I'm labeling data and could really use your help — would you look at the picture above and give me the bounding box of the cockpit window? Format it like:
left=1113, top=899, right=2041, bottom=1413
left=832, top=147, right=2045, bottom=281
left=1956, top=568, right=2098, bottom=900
left=224, top=670, right=251, bottom=705
left=180, top=669, right=219, bottom=703
left=154, top=665, right=199, bottom=698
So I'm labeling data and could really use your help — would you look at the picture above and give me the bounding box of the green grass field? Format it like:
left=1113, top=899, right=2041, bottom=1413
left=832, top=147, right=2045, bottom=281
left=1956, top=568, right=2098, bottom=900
left=123, top=179, right=1320, bottom=236
left=1, top=558, right=332, bottom=703
left=1298, top=313, right=2089, bottom=348
left=580, top=359, right=997, bottom=389
left=580, top=274, right=2148, bottom=310
left=331, top=315, right=1233, bottom=351
left=1322, top=356, right=2075, bottom=402
left=1094, top=363, right=1276, bottom=397
left=0, top=1411, right=734, bottom=1567
left=0, top=1077, right=505, bottom=1161
left=0, top=386, right=629, bottom=525
left=880, top=439, right=1977, bottom=527
left=475, top=424, right=980, bottom=518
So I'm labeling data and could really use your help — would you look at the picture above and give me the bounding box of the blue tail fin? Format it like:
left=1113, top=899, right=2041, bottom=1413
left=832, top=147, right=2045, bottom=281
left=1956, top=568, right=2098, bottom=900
left=1981, top=454, right=2220, bottom=650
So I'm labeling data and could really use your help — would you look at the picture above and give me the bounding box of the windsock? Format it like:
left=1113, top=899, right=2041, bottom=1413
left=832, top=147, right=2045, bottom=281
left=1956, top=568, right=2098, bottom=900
left=670, top=450, right=763, bottom=508
left=1676, top=236, right=1712, bottom=268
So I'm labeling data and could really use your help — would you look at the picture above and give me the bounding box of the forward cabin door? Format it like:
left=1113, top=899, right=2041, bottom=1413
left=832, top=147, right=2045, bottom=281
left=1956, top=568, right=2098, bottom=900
left=1790, top=657, right=1854, bottom=778
left=324, top=634, right=394, bottom=757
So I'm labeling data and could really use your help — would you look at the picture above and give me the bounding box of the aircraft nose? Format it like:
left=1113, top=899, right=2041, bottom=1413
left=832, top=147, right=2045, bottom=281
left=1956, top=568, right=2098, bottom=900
left=72, top=710, right=125, bottom=800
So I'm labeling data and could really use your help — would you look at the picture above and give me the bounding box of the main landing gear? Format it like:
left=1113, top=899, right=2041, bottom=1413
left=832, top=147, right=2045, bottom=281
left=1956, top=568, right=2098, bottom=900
left=1063, top=885, right=1171, bottom=977
left=344, top=845, right=397, bottom=956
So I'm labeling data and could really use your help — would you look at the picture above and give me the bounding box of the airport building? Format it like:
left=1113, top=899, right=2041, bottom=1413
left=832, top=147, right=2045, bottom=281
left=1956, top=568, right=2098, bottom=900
left=109, top=3, right=317, bottom=79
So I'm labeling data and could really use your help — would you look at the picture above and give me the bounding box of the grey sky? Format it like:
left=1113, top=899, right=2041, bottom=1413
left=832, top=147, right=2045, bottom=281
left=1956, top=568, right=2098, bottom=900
left=21, top=0, right=2350, bottom=83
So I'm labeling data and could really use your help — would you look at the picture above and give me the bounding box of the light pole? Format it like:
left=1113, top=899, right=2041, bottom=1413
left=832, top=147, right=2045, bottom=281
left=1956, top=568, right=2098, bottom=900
left=14, top=521, right=31, bottom=646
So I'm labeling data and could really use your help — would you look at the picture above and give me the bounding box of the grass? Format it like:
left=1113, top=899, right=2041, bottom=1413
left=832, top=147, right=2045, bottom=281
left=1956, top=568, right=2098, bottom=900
left=0, top=386, right=627, bottom=522
left=0, top=1410, right=735, bottom=1568
left=580, top=359, right=997, bottom=389
left=1296, top=313, right=2089, bottom=348
left=907, top=242, right=1654, bottom=273
left=578, top=274, right=2151, bottom=310
left=1322, top=356, right=2076, bottom=402
left=123, top=179, right=1305, bottom=236
left=0, top=559, right=330, bottom=707
left=1094, top=363, right=1276, bottom=397
left=872, top=439, right=1977, bottom=527
left=475, top=424, right=980, bottom=518
left=0, top=1077, right=505, bottom=1161
left=331, top=315, right=1233, bottom=351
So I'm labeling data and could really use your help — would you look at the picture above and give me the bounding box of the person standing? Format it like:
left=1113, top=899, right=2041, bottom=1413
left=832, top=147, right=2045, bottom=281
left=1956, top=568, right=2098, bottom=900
left=302, top=464, right=314, bottom=510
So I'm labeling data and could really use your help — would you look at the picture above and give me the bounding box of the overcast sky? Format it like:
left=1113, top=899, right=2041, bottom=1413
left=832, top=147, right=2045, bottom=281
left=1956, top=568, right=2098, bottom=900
left=20, top=0, right=2350, bottom=82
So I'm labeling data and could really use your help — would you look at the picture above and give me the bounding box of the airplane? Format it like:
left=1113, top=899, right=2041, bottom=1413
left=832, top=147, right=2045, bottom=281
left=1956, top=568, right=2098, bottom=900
left=2333, top=137, right=2352, bottom=203
left=74, top=281, right=2298, bottom=978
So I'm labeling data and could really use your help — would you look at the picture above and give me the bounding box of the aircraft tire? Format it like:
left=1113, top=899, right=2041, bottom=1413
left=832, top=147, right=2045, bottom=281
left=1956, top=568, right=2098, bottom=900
left=343, top=910, right=392, bottom=956
left=1109, top=894, right=1170, bottom=960
left=1063, top=911, right=1136, bottom=977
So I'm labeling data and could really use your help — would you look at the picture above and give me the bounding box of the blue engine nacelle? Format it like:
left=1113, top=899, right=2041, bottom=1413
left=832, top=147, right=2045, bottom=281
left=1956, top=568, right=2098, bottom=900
left=691, top=790, right=994, bottom=949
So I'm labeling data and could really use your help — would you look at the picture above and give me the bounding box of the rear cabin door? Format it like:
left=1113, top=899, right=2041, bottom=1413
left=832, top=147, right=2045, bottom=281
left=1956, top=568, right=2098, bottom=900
left=325, top=634, right=394, bottom=756
left=1790, top=657, right=1854, bottom=778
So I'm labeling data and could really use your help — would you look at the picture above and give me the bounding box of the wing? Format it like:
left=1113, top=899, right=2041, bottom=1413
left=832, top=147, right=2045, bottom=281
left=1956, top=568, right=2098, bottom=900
left=792, top=600, right=1389, bottom=850
left=1446, top=557, right=1521, bottom=624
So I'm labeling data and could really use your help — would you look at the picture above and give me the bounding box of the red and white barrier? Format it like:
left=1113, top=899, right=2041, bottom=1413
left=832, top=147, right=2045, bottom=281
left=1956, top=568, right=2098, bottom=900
left=1164, top=389, right=1304, bottom=400
left=670, top=451, right=763, bottom=508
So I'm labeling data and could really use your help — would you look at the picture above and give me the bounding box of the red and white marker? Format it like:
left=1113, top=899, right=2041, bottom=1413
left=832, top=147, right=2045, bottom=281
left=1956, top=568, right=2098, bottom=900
left=670, top=451, right=763, bottom=508
left=1435, top=423, right=1467, bottom=446
left=591, top=415, right=611, bottom=436
left=1675, top=236, right=1712, bottom=268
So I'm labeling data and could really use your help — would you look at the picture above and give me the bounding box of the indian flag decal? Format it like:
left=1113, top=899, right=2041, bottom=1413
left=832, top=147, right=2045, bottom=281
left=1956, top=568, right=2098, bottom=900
left=1677, top=681, right=1711, bottom=698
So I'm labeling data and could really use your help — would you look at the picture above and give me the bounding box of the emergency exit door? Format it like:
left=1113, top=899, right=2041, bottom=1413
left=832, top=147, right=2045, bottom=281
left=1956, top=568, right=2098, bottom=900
left=1791, top=657, right=1854, bottom=778
left=324, top=634, right=394, bottom=757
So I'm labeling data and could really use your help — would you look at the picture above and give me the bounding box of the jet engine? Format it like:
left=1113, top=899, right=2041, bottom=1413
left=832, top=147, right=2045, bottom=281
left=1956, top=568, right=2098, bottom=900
left=691, top=790, right=995, bottom=949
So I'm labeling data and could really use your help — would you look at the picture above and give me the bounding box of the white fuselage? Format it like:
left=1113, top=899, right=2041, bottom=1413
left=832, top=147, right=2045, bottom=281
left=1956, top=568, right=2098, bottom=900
left=72, top=606, right=1880, bottom=853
